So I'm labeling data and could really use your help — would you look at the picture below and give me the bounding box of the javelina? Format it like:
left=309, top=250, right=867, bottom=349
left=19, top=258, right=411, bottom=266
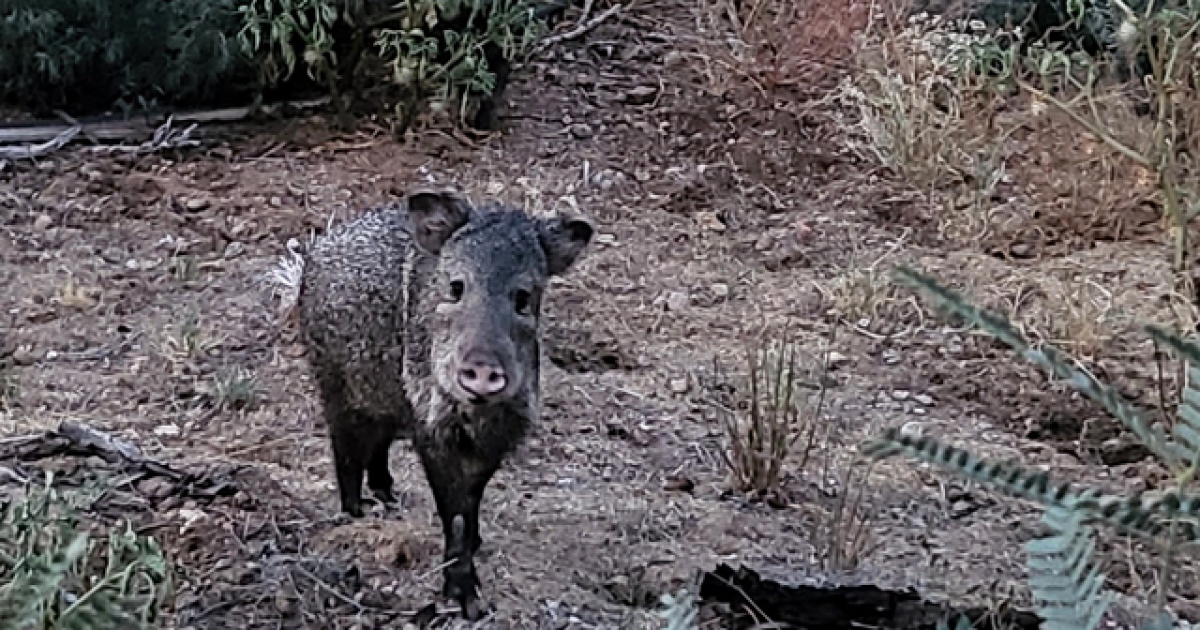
left=290, top=188, right=593, bottom=618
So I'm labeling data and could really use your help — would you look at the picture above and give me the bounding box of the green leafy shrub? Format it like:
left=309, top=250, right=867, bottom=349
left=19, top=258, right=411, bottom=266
left=1, top=0, right=549, bottom=129
left=237, top=0, right=548, bottom=129
left=0, top=475, right=173, bottom=630
left=0, top=0, right=250, bottom=116
left=863, top=266, right=1200, bottom=628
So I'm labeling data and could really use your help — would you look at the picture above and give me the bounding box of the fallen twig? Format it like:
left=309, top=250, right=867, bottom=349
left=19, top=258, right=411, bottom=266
left=0, top=96, right=331, bottom=146
left=533, top=1, right=623, bottom=54
left=83, top=115, right=200, bottom=156
left=0, top=126, right=81, bottom=161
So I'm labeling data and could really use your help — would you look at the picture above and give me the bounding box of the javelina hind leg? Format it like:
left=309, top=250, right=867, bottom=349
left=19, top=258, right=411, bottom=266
left=416, top=431, right=499, bottom=620
left=317, top=375, right=375, bottom=517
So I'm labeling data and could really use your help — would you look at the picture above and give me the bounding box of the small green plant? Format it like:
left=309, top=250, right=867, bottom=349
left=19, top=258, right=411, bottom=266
left=0, top=474, right=173, bottom=629
left=212, top=366, right=259, bottom=412
left=655, top=587, right=699, bottom=630
left=863, top=266, right=1200, bottom=628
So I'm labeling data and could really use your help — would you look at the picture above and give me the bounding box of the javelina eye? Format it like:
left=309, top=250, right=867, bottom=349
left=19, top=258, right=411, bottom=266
left=514, top=289, right=532, bottom=315
left=449, top=280, right=465, bottom=302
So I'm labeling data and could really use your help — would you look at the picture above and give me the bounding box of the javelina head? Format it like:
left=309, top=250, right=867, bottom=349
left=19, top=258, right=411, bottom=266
left=406, top=190, right=593, bottom=410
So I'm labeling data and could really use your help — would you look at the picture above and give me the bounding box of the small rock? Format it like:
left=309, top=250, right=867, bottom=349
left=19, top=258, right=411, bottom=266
left=12, top=347, right=37, bottom=366
left=914, top=394, right=934, bottom=405
left=270, top=196, right=283, bottom=208
left=625, top=85, right=658, bottom=105
left=223, top=241, right=246, bottom=260
left=754, top=233, right=774, bottom=251
left=899, top=421, right=924, bottom=437
left=882, top=349, right=902, bottom=365
left=665, top=291, right=689, bottom=312
left=569, top=123, right=594, bottom=139
left=33, top=214, right=54, bottom=230
left=826, top=351, right=851, bottom=368
left=891, top=389, right=911, bottom=401
left=663, top=51, right=684, bottom=67
left=668, top=377, right=689, bottom=394
left=154, top=424, right=181, bottom=437
left=595, top=233, right=617, bottom=245
left=185, top=198, right=210, bottom=211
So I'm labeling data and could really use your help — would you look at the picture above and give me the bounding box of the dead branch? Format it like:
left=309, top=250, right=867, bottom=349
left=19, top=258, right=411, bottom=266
left=0, top=420, right=240, bottom=501
left=533, top=1, right=623, bottom=54
left=0, top=126, right=81, bottom=161
left=0, top=96, right=331, bottom=148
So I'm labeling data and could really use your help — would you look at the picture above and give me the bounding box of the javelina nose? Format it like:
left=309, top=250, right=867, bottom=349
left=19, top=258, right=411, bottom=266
left=457, top=353, right=508, bottom=400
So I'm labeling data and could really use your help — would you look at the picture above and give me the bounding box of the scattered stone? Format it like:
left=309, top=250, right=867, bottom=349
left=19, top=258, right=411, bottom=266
left=33, top=213, right=53, bottom=230
left=711, top=283, right=729, bottom=298
left=914, top=394, right=934, bottom=406
left=154, top=424, right=181, bottom=437
left=891, top=389, right=911, bottom=401
left=665, top=291, right=689, bottom=312
left=625, top=85, right=658, bottom=105
left=882, top=349, right=902, bottom=365
left=12, top=347, right=37, bottom=366
left=669, top=377, right=690, bottom=394
left=826, top=351, right=851, bottom=368
left=569, top=123, right=594, bottom=139
left=223, top=241, right=246, bottom=260
left=185, top=198, right=210, bottom=211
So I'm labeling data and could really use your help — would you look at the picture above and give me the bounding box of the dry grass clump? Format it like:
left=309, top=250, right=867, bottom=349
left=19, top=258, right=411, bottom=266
left=832, top=7, right=1012, bottom=196
left=711, top=329, right=833, bottom=499
left=917, top=246, right=1197, bottom=360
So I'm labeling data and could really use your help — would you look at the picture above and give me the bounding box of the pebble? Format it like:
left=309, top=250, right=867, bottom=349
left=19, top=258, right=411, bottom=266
left=711, top=283, right=729, bottom=298
left=669, top=377, right=689, bottom=394
left=33, top=214, right=53, bottom=230
left=223, top=241, right=246, bottom=260
left=569, top=123, right=594, bottom=139
left=185, top=198, right=210, bottom=211
left=665, top=291, right=689, bottom=311
left=826, top=351, right=851, bottom=368
left=891, top=389, right=911, bottom=401
left=914, top=394, right=934, bottom=405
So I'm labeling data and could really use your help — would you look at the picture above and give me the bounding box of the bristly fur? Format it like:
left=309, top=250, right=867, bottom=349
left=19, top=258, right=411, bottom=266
left=284, top=189, right=593, bottom=620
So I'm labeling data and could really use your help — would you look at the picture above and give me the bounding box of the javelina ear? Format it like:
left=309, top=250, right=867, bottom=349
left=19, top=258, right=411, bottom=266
left=538, top=214, right=594, bottom=276
left=407, top=190, right=472, bottom=254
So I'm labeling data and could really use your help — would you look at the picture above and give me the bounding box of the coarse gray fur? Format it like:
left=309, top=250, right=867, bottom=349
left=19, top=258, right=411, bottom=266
left=292, top=188, right=593, bottom=620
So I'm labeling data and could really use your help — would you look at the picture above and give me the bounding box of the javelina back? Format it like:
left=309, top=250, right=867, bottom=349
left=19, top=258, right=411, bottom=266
left=291, top=189, right=593, bottom=619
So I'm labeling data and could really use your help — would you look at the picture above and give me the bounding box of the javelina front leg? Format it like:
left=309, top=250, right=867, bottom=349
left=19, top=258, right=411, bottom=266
left=366, top=430, right=398, bottom=505
left=416, top=434, right=499, bottom=621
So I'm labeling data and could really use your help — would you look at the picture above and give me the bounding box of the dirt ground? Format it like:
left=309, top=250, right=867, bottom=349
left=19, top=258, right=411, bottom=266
left=3, top=0, right=1199, bottom=628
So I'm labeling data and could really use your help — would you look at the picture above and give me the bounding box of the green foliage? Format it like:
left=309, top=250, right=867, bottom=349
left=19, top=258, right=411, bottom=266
left=0, top=475, right=173, bottom=630
left=0, top=0, right=249, bottom=115
left=655, top=587, right=699, bottom=630
left=236, top=0, right=548, bottom=128
left=862, top=266, right=1200, bottom=628
left=1026, top=507, right=1112, bottom=630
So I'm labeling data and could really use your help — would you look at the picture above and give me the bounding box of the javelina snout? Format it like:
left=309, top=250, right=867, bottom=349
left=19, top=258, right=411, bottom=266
left=293, top=188, right=593, bottom=619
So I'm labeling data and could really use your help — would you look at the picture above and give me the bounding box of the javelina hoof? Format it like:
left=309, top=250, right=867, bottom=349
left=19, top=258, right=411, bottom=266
left=370, top=486, right=398, bottom=505
left=340, top=496, right=364, bottom=518
left=443, top=577, right=487, bottom=621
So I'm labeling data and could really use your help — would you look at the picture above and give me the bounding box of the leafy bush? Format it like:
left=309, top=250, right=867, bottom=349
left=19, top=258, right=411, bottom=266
left=0, top=0, right=550, bottom=129
left=0, top=0, right=249, bottom=116
left=0, top=475, right=173, bottom=630
left=236, top=0, right=548, bottom=129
